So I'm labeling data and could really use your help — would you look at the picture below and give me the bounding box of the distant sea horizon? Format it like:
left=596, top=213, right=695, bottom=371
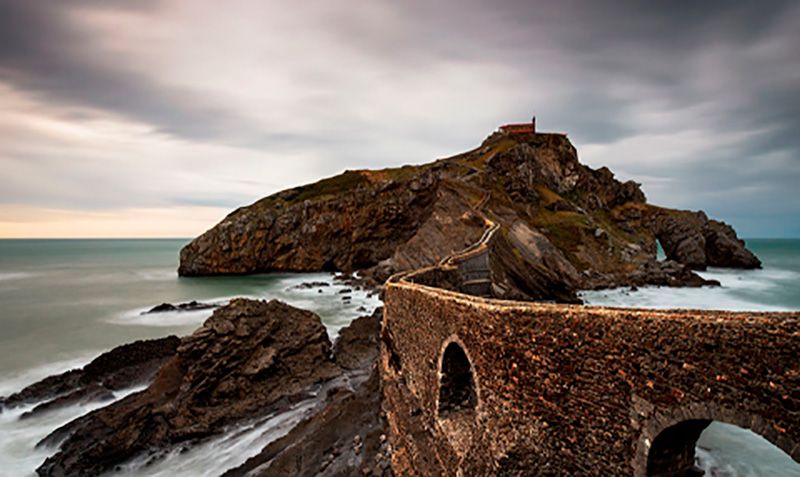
left=4, top=236, right=797, bottom=239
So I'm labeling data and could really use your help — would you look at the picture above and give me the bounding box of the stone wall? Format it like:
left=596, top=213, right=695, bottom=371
left=381, top=280, right=800, bottom=476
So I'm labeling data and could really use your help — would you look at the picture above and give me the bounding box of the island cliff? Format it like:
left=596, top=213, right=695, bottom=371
left=179, top=130, right=759, bottom=301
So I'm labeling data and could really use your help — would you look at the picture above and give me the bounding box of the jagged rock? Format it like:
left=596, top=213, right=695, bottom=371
left=0, top=336, right=179, bottom=416
left=647, top=209, right=761, bottom=270
left=584, top=260, right=720, bottom=290
left=334, top=308, right=382, bottom=371
left=488, top=222, right=582, bottom=303
left=225, top=308, right=389, bottom=477
left=36, top=299, right=340, bottom=477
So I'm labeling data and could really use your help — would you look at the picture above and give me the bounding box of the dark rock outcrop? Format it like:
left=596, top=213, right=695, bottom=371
left=583, top=260, right=721, bottom=290
left=224, top=308, right=389, bottom=477
left=488, top=222, right=582, bottom=303
left=646, top=209, right=761, bottom=270
left=37, top=299, right=340, bottom=476
left=179, top=130, right=759, bottom=299
left=0, top=336, right=179, bottom=417
left=142, top=300, right=219, bottom=314
left=333, top=308, right=382, bottom=371
left=32, top=300, right=387, bottom=477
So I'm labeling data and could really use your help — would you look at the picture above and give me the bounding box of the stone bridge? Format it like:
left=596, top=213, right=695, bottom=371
left=380, top=230, right=800, bottom=475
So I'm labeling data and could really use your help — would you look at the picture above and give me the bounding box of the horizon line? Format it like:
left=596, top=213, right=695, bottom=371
left=1, top=236, right=799, bottom=241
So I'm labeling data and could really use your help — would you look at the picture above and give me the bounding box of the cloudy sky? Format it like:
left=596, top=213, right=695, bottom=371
left=1, top=0, right=798, bottom=238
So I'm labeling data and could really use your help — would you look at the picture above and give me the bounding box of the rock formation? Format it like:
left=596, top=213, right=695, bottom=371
left=31, top=300, right=385, bottom=477
left=179, top=131, right=758, bottom=301
left=142, top=300, right=219, bottom=314
left=0, top=336, right=179, bottom=418
left=224, top=310, right=391, bottom=477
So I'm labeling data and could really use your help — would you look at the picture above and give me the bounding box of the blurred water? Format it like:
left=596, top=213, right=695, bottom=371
left=0, top=239, right=380, bottom=476
left=0, top=239, right=379, bottom=379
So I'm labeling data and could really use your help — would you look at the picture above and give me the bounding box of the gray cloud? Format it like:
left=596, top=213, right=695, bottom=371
left=0, top=0, right=798, bottom=237
left=0, top=0, right=284, bottom=144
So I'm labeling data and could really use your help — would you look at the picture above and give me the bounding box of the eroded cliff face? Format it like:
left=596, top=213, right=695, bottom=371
left=179, top=131, right=759, bottom=300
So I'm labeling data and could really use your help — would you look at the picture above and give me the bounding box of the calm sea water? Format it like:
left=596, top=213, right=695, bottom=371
left=0, top=238, right=797, bottom=476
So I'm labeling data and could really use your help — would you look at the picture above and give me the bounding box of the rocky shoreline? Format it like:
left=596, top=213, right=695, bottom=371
left=0, top=336, right=180, bottom=420
left=1, top=299, right=387, bottom=477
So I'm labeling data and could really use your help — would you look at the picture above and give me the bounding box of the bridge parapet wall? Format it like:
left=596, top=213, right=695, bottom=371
left=381, top=281, right=800, bottom=475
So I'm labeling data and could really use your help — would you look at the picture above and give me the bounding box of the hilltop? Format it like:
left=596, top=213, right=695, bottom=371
left=179, top=130, right=760, bottom=302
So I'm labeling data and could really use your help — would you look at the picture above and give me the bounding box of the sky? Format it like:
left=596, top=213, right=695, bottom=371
left=0, top=0, right=798, bottom=238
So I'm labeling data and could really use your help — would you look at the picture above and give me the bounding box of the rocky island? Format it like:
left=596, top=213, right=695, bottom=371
left=1, top=125, right=769, bottom=476
left=179, top=128, right=759, bottom=302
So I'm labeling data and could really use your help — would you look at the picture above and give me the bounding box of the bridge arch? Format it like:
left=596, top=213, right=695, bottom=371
left=436, top=336, right=479, bottom=419
left=634, top=403, right=799, bottom=477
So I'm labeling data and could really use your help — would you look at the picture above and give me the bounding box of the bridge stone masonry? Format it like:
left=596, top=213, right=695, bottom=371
left=380, top=231, right=800, bottom=475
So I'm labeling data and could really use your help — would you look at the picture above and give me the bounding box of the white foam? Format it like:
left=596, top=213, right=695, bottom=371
left=0, top=272, right=36, bottom=282
left=0, top=353, right=98, bottom=399
left=0, top=386, right=145, bottom=477
left=580, top=266, right=798, bottom=312
left=135, top=268, right=178, bottom=282
left=116, top=400, right=316, bottom=476
left=580, top=285, right=787, bottom=312
left=106, top=272, right=382, bottom=339
left=108, top=303, right=225, bottom=328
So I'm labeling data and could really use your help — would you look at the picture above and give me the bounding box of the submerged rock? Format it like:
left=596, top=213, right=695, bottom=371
left=289, top=281, right=331, bottom=290
left=142, top=300, right=218, bottom=314
left=222, top=367, right=391, bottom=477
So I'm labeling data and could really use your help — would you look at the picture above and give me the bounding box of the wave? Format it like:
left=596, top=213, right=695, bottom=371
left=579, top=285, right=788, bottom=312
left=696, top=422, right=800, bottom=477
left=135, top=268, right=178, bottom=282
left=107, top=272, right=382, bottom=339
left=0, top=385, right=145, bottom=477
left=0, top=272, right=36, bottom=283
left=109, top=304, right=224, bottom=328
left=116, top=400, right=317, bottom=476
left=580, top=265, right=799, bottom=313
left=0, top=353, right=98, bottom=399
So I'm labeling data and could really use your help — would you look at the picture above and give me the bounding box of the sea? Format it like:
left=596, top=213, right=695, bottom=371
left=0, top=238, right=798, bottom=476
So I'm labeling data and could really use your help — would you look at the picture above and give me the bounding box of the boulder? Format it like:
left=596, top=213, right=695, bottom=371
left=36, top=299, right=340, bottom=477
